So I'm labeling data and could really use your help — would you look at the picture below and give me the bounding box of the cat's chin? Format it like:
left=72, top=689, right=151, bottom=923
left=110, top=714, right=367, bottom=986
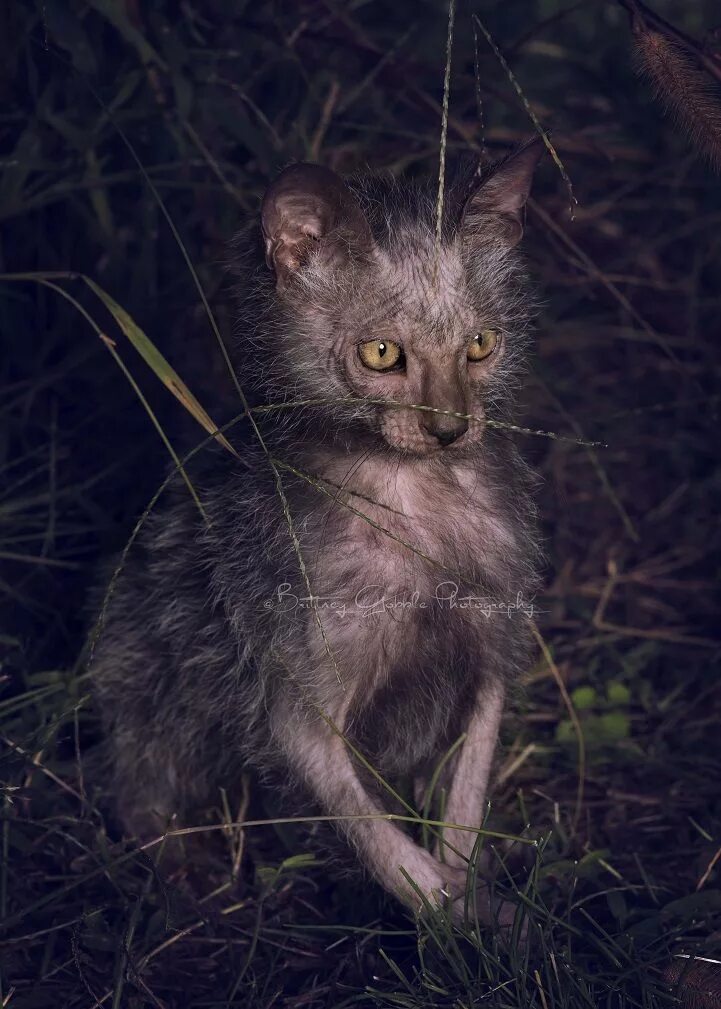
left=381, top=441, right=480, bottom=460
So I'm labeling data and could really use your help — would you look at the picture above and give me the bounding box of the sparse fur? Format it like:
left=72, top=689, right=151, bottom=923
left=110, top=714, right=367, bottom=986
left=91, top=146, right=544, bottom=922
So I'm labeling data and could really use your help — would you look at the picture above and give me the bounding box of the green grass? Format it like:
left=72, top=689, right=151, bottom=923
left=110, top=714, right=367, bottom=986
left=1, top=1, right=721, bottom=1006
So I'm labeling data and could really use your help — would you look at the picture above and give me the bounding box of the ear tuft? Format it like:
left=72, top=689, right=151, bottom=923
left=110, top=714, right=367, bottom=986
left=261, top=163, right=373, bottom=287
left=460, top=137, right=545, bottom=247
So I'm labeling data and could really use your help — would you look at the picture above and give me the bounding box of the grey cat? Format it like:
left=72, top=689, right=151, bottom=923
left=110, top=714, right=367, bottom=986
left=92, top=140, right=544, bottom=925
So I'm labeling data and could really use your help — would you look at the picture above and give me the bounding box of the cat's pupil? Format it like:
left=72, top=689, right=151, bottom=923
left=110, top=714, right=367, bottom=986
left=379, top=342, right=387, bottom=356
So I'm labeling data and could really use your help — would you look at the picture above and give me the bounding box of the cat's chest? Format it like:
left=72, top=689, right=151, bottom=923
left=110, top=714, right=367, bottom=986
left=306, top=457, right=517, bottom=601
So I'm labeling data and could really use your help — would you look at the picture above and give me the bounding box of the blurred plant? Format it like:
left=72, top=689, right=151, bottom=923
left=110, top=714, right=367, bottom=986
left=555, top=679, right=633, bottom=756
left=619, top=0, right=721, bottom=171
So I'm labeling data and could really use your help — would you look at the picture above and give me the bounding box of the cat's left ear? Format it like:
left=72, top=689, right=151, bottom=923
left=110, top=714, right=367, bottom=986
left=460, top=137, right=544, bottom=247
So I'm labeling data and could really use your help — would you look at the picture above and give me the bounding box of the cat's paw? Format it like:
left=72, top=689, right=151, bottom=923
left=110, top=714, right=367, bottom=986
left=420, top=864, right=525, bottom=935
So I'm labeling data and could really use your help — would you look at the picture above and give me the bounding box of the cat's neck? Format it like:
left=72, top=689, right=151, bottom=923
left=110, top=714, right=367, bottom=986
left=303, top=441, right=486, bottom=509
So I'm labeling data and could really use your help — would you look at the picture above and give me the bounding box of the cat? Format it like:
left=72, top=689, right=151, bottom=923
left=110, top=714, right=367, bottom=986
left=91, top=139, right=544, bottom=926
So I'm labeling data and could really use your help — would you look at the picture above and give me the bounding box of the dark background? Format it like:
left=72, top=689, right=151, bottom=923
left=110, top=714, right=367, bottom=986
left=1, top=2, right=720, bottom=1007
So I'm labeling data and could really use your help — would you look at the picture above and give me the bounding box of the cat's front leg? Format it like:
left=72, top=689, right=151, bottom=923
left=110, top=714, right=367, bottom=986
left=435, top=678, right=505, bottom=869
left=270, top=692, right=458, bottom=913
left=430, top=679, right=522, bottom=928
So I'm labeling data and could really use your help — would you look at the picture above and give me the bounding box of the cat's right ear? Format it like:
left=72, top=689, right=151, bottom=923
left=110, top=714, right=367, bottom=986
left=261, top=163, right=373, bottom=289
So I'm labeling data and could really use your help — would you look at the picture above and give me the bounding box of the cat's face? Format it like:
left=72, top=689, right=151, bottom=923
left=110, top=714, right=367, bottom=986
left=258, top=145, right=541, bottom=457
left=282, top=234, right=510, bottom=456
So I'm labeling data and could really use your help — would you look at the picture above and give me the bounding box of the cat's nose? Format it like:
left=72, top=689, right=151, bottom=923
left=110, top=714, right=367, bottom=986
left=424, top=417, right=468, bottom=446
left=435, top=428, right=465, bottom=446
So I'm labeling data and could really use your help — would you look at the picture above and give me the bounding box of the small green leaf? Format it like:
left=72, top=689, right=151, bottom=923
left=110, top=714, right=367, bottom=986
left=607, top=681, right=631, bottom=705
left=255, top=864, right=277, bottom=887
left=598, top=711, right=630, bottom=741
left=256, top=853, right=317, bottom=889
left=571, top=685, right=597, bottom=710
left=277, top=853, right=317, bottom=873
left=538, top=858, right=577, bottom=880
left=577, top=849, right=612, bottom=878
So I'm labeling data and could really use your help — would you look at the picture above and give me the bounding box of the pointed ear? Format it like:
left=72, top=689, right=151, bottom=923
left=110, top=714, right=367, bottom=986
left=460, top=138, right=544, bottom=247
left=261, top=163, right=373, bottom=288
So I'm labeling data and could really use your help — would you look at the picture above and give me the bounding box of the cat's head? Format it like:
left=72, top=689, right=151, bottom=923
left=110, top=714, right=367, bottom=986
left=246, top=141, right=543, bottom=457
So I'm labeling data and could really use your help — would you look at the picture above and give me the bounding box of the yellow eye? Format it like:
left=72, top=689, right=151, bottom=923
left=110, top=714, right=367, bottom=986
left=468, top=330, right=499, bottom=361
left=358, top=339, right=403, bottom=371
